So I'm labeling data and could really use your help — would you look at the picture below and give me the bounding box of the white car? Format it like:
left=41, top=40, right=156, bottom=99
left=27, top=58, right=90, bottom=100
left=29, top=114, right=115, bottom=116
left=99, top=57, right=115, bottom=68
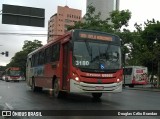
left=2, top=75, right=6, bottom=81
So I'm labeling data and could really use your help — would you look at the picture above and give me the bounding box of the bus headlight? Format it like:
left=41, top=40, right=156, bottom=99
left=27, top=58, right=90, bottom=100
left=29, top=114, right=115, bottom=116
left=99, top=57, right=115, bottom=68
left=75, top=77, right=79, bottom=81
left=72, top=72, right=80, bottom=81
left=117, top=78, right=120, bottom=82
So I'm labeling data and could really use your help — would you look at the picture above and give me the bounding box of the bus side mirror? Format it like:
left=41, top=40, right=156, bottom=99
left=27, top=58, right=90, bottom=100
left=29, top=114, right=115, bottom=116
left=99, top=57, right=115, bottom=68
left=120, top=39, right=123, bottom=46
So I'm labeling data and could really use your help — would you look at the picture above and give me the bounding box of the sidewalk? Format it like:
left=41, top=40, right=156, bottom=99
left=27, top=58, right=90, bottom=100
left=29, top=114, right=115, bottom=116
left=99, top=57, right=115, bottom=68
left=123, top=84, right=160, bottom=92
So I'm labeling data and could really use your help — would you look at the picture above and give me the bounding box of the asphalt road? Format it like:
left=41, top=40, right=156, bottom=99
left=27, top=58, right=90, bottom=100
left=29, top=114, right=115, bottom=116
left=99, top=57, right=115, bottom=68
left=0, top=80, right=160, bottom=119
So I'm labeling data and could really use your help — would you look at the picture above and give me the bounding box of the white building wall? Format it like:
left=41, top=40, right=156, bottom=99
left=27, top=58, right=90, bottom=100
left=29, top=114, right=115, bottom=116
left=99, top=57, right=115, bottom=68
left=87, top=0, right=120, bottom=20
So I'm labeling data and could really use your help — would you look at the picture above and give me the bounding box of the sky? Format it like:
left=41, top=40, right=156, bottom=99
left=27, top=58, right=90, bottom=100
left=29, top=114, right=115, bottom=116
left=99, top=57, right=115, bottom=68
left=0, top=0, right=160, bottom=66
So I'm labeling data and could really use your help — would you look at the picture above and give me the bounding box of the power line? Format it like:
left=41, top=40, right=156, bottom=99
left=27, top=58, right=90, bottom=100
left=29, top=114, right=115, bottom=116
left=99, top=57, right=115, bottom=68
left=0, top=32, right=64, bottom=38
left=0, top=32, right=48, bottom=37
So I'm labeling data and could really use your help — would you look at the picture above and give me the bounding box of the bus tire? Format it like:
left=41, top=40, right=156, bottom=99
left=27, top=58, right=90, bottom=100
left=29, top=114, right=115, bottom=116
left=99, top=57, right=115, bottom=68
left=129, top=84, right=134, bottom=88
left=5, top=78, right=9, bottom=82
left=92, top=93, right=102, bottom=99
left=31, top=78, right=42, bottom=92
left=31, top=79, right=36, bottom=91
left=123, top=84, right=125, bottom=88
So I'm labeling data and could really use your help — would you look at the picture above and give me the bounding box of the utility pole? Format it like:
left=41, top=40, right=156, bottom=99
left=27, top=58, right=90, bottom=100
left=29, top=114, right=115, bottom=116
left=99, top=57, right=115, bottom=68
left=158, top=61, right=160, bottom=87
left=123, top=53, right=126, bottom=87
left=157, top=51, right=160, bottom=88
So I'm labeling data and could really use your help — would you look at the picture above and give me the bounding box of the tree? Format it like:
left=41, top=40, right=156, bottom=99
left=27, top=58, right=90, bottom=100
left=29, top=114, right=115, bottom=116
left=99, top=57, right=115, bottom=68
left=23, top=40, right=43, bottom=53
left=109, top=10, right=131, bottom=31
left=68, top=5, right=113, bottom=32
left=7, top=51, right=28, bottom=73
left=68, top=5, right=131, bottom=33
left=68, top=5, right=132, bottom=66
left=141, top=20, right=160, bottom=87
left=6, top=40, right=43, bottom=74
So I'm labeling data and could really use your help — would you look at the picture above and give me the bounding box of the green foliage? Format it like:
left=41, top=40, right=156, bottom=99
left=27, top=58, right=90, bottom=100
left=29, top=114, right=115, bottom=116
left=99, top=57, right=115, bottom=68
left=68, top=5, right=132, bottom=66
left=69, top=5, right=131, bottom=32
left=132, top=19, right=160, bottom=78
left=23, top=40, right=43, bottom=53
left=4, top=5, right=160, bottom=84
left=68, top=5, right=160, bottom=78
left=109, top=10, right=131, bottom=30
left=68, top=5, right=114, bottom=32
left=0, top=66, right=6, bottom=71
left=6, top=40, right=43, bottom=73
left=7, top=51, right=28, bottom=72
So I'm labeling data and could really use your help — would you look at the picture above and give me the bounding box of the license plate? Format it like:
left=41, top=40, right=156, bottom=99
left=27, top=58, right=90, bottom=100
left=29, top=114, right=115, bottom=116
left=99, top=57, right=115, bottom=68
left=95, top=86, right=104, bottom=90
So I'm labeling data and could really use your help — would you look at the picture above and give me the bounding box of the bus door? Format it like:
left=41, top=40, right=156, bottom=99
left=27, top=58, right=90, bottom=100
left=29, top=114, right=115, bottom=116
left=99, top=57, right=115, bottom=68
left=62, top=42, right=70, bottom=90
left=124, top=68, right=133, bottom=84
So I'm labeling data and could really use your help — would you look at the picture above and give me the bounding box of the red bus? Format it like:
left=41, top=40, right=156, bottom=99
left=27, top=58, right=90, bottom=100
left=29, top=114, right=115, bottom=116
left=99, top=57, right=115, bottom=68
left=26, top=29, right=123, bottom=99
left=4, top=67, right=24, bottom=82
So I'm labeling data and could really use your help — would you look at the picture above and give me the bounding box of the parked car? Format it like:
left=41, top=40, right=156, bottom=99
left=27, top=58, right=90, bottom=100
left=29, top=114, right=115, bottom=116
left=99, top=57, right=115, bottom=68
left=2, top=75, right=6, bottom=81
left=0, top=71, right=5, bottom=80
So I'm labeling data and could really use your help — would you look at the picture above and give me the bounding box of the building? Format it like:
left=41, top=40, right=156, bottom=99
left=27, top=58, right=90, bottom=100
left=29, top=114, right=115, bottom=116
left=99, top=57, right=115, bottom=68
left=48, top=6, right=82, bottom=42
left=86, top=0, right=120, bottom=20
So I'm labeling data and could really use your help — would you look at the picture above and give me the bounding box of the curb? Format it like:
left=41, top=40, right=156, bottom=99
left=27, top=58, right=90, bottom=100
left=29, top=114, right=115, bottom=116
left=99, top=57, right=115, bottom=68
left=123, top=87, right=160, bottom=92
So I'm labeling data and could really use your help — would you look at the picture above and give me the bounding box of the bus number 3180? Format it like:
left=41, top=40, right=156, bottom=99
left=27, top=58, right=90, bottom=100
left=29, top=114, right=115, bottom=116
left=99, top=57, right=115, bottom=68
left=75, top=61, right=90, bottom=66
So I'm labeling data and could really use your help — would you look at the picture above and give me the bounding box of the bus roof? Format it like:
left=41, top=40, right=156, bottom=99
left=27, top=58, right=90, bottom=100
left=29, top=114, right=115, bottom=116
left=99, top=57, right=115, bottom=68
left=28, top=31, right=71, bottom=57
left=28, top=29, right=120, bottom=57
left=73, top=29, right=120, bottom=38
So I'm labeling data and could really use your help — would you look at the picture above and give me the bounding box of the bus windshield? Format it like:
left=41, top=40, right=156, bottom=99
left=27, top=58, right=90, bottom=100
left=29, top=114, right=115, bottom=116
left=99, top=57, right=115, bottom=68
left=9, top=70, right=21, bottom=76
left=73, top=40, right=121, bottom=72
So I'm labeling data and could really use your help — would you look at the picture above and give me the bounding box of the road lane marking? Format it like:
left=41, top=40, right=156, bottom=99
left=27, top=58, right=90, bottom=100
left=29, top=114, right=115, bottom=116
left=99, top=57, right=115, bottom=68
left=5, top=103, right=14, bottom=110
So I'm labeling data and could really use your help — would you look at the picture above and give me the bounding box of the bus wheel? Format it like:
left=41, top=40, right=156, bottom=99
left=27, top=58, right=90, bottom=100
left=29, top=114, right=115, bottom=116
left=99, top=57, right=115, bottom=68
left=5, top=78, right=9, bottom=82
left=129, top=84, right=134, bottom=88
left=31, top=79, right=39, bottom=92
left=123, top=84, right=125, bottom=88
left=53, top=78, right=62, bottom=98
left=92, top=93, right=102, bottom=99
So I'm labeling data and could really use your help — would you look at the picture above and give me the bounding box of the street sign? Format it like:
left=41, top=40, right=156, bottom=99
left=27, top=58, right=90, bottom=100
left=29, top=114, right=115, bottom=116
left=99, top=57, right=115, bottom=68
left=2, top=4, right=45, bottom=27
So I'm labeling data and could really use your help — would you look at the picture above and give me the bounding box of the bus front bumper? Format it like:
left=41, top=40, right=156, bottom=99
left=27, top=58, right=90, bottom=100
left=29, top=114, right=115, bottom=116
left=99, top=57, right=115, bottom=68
left=7, top=77, right=22, bottom=81
left=70, top=79, right=122, bottom=93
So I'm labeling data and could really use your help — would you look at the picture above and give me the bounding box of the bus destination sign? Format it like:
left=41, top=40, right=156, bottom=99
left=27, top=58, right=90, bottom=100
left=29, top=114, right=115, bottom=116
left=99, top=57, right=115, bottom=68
left=79, top=33, right=112, bottom=41
left=10, top=67, right=20, bottom=70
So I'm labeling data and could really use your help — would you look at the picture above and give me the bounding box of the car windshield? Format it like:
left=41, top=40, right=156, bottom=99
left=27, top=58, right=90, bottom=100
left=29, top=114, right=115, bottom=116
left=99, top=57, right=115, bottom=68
left=73, top=41, right=121, bottom=72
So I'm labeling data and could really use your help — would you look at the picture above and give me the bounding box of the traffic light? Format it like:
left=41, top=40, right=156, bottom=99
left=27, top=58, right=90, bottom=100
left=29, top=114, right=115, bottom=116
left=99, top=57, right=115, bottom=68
left=5, top=51, right=8, bottom=57
left=1, top=51, right=9, bottom=57
left=1, top=52, right=5, bottom=55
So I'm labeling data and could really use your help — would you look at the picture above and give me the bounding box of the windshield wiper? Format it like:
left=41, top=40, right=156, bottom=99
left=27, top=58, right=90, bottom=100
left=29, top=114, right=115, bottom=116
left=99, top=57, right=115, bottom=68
left=105, top=43, right=111, bottom=60
left=84, top=40, right=92, bottom=60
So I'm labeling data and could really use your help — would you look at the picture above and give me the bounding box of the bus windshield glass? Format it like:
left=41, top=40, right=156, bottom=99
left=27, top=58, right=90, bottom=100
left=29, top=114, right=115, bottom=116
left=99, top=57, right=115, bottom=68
left=9, top=70, right=21, bottom=76
left=73, top=40, right=121, bottom=72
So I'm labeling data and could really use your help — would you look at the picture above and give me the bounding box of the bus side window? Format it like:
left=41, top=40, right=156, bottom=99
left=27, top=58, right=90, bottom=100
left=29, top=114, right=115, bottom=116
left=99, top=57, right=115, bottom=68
left=34, top=53, right=39, bottom=66
left=32, top=55, right=35, bottom=67
left=38, top=50, right=45, bottom=65
left=26, top=58, right=31, bottom=67
left=45, top=47, right=51, bottom=63
left=52, top=43, right=60, bottom=62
